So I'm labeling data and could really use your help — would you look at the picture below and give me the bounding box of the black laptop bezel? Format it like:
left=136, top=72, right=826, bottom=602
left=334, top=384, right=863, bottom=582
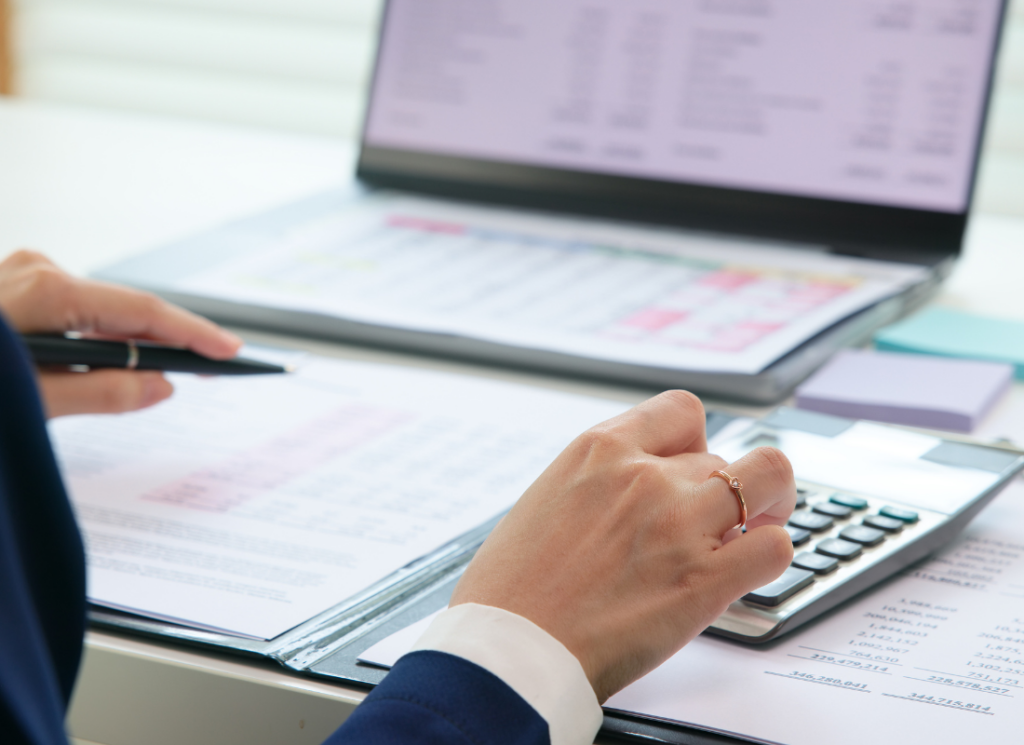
left=356, top=0, right=1008, bottom=265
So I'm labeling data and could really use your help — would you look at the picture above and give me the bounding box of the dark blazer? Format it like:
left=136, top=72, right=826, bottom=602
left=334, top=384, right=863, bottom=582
left=0, top=314, right=87, bottom=745
left=325, top=650, right=550, bottom=745
left=0, top=313, right=548, bottom=745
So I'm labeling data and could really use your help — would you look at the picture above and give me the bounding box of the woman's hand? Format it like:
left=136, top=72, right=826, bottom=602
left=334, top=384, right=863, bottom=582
left=0, top=250, right=242, bottom=418
left=451, top=390, right=795, bottom=703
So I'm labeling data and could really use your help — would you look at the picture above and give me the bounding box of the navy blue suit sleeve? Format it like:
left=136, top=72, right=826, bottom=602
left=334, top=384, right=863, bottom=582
left=0, top=311, right=551, bottom=745
left=0, top=314, right=87, bottom=745
left=325, top=651, right=551, bottom=745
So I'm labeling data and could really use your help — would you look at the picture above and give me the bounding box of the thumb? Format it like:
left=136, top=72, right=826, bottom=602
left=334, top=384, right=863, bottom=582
left=37, top=370, right=174, bottom=418
left=708, top=524, right=794, bottom=607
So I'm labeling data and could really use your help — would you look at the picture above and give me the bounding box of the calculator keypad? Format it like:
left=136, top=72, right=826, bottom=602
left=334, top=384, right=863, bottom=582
left=879, top=505, right=920, bottom=523
left=791, top=552, right=839, bottom=575
left=829, top=493, right=868, bottom=510
left=795, top=488, right=809, bottom=509
left=838, top=525, right=886, bottom=547
left=815, top=537, right=863, bottom=560
left=788, top=512, right=834, bottom=533
left=812, top=502, right=853, bottom=519
left=742, top=489, right=928, bottom=608
left=785, top=525, right=811, bottom=546
left=862, top=514, right=904, bottom=533
left=744, top=567, right=815, bottom=607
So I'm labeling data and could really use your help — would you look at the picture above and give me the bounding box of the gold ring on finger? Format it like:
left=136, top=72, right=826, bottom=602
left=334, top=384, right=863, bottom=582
left=710, top=470, right=747, bottom=531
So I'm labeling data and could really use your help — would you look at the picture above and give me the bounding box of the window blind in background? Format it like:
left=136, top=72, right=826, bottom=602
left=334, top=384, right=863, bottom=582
left=11, top=0, right=382, bottom=137
left=7, top=0, right=1024, bottom=217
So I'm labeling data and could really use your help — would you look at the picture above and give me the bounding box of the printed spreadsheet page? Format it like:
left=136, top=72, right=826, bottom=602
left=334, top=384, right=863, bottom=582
left=49, top=354, right=628, bottom=640
left=173, top=194, right=928, bottom=376
left=607, top=478, right=1024, bottom=744
left=360, top=479, right=1024, bottom=745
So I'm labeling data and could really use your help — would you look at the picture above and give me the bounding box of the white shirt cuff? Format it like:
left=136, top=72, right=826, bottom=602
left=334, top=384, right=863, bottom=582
left=410, top=603, right=603, bottom=745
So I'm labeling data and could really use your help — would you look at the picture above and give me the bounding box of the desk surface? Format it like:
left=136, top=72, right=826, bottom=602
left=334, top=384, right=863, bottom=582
left=3, top=99, right=1024, bottom=745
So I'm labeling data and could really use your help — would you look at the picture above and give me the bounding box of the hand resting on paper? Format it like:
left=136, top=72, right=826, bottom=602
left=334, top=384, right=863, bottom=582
left=0, top=252, right=797, bottom=743
left=0, top=250, right=242, bottom=418
left=451, top=390, right=797, bottom=703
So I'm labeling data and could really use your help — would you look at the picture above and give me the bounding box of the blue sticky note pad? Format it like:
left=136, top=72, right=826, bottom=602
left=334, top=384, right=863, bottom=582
left=874, top=307, right=1024, bottom=379
left=796, top=349, right=1013, bottom=432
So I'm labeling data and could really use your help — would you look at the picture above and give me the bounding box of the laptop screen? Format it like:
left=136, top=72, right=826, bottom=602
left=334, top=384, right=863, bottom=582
left=363, top=0, right=1003, bottom=215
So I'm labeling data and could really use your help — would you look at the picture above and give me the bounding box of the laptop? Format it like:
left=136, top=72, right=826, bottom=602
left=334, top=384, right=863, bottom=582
left=98, top=0, right=1009, bottom=402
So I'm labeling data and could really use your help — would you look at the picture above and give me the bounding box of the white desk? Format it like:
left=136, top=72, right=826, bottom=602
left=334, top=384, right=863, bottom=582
left=3, top=99, right=1024, bottom=745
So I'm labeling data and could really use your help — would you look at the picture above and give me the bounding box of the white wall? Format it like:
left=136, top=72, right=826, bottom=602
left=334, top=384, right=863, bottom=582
left=978, top=0, right=1024, bottom=216
left=9, top=0, right=1024, bottom=215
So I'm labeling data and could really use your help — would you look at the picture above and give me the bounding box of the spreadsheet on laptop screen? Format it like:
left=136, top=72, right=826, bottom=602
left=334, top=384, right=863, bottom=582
left=364, top=0, right=1003, bottom=214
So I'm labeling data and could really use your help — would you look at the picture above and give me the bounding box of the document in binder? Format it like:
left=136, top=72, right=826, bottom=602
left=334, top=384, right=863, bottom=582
left=50, top=353, right=627, bottom=640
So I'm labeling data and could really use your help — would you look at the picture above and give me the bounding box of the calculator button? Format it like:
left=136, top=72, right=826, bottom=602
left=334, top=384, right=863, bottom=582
left=785, top=525, right=812, bottom=546
left=830, top=493, right=869, bottom=510
left=795, top=488, right=809, bottom=509
left=863, top=515, right=904, bottom=533
left=839, top=525, right=886, bottom=547
left=816, top=538, right=863, bottom=560
left=792, top=552, right=839, bottom=575
left=813, top=502, right=853, bottom=519
left=879, top=506, right=919, bottom=524
left=743, top=567, right=815, bottom=607
left=789, top=512, right=834, bottom=533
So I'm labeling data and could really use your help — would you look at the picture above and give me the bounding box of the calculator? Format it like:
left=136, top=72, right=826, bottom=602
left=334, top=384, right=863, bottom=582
left=705, top=408, right=1024, bottom=643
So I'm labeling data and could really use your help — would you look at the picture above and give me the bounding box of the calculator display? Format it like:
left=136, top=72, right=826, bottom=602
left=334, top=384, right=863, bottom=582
left=715, top=422, right=1000, bottom=515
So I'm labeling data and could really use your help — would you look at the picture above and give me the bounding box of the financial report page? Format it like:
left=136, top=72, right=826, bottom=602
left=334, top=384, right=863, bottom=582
left=366, top=0, right=1002, bottom=212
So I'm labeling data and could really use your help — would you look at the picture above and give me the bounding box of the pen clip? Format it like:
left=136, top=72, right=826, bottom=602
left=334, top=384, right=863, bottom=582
left=126, top=340, right=139, bottom=370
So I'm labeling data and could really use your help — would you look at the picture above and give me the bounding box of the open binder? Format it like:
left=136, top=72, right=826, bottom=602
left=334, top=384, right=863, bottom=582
left=88, top=494, right=722, bottom=745
left=84, top=411, right=742, bottom=744
left=88, top=408, right=1024, bottom=745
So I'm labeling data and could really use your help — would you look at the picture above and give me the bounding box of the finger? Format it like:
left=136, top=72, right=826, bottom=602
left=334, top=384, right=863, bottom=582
left=15, top=271, right=242, bottom=359
left=75, top=280, right=243, bottom=359
left=698, top=446, right=796, bottom=535
left=665, top=451, right=728, bottom=483
left=703, top=525, right=794, bottom=610
left=37, top=370, right=174, bottom=418
left=1, top=249, right=56, bottom=272
left=598, top=390, right=708, bottom=457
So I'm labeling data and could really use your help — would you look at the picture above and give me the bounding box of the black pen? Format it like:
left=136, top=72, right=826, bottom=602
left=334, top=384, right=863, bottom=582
left=22, top=335, right=291, bottom=375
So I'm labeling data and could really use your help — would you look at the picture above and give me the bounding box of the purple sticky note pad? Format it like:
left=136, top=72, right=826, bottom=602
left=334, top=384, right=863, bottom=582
left=795, top=349, right=1014, bottom=432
